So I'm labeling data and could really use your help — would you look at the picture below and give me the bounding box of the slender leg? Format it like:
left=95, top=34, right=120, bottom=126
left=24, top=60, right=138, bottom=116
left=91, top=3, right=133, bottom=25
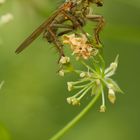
left=86, top=15, right=105, bottom=44
left=57, top=29, right=73, bottom=36
left=44, top=23, right=76, bottom=61
left=61, top=10, right=80, bottom=28
left=47, top=26, right=65, bottom=58
left=43, top=24, right=73, bottom=38
left=61, top=10, right=89, bottom=38
left=50, top=23, right=75, bottom=36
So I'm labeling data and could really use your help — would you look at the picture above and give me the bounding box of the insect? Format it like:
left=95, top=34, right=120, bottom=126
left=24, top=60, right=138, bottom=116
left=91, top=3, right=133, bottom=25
left=15, top=0, right=105, bottom=60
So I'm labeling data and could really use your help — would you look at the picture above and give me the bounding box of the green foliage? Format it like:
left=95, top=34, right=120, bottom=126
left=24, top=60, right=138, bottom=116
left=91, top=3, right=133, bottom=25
left=0, top=0, right=140, bottom=140
left=0, top=124, right=11, bottom=140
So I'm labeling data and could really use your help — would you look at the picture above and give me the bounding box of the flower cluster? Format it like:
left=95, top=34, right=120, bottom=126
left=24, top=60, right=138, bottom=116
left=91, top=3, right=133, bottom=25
left=63, top=34, right=98, bottom=60
left=58, top=56, right=73, bottom=77
left=0, top=0, right=13, bottom=26
left=58, top=32, right=123, bottom=112
left=59, top=49, right=123, bottom=112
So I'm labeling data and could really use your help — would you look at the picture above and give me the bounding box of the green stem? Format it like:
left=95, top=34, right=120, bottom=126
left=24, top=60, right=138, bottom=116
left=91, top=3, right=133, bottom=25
left=49, top=92, right=101, bottom=140
left=80, top=61, right=97, bottom=74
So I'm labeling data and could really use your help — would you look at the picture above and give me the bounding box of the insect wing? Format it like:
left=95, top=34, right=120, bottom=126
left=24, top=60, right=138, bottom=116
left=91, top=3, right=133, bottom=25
left=15, top=20, right=50, bottom=54
left=15, top=8, right=62, bottom=54
left=15, top=2, right=70, bottom=54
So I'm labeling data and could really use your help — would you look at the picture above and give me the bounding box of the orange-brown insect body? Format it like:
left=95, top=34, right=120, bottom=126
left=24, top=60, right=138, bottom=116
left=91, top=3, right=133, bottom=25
left=16, top=0, right=104, bottom=58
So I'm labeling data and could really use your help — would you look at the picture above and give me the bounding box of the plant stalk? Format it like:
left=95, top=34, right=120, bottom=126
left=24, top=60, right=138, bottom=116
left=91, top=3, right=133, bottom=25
left=49, top=92, right=101, bottom=140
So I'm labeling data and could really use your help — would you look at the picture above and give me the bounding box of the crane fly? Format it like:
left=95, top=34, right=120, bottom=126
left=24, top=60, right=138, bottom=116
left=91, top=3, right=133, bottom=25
left=15, top=0, right=105, bottom=59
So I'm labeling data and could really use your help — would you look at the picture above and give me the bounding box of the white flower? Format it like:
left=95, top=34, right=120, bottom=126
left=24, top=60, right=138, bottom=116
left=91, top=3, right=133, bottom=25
left=63, top=34, right=75, bottom=44
left=62, top=46, right=122, bottom=111
left=0, top=13, right=13, bottom=26
left=67, top=82, right=73, bottom=91
left=0, top=0, right=5, bottom=5
left=110, top=62, right=118, bottom=70
left=100, top=105, right=106, bottom=112
left=59, top=56, right=70, bottom=64
left=80, top=72, right=86, bottom=78
left=67, top=97, right=72, bottom=104
left=67, top=97, right=80, bottom=106
left=105, top=55, right=119, bottom=77
left=108, top=88, right=116, bottom=104
left=59, top=70, right=65, bottom=77
left=71, top=98, right=80, bottom=106
left=63, top=34, right=97, bottom=59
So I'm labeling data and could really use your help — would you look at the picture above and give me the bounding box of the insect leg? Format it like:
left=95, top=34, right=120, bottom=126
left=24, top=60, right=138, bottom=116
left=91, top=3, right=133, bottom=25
left=57, top=29, right=73, bottom=36
left=86, top=15, right=105, bottom=44
left=43, top=24, right=73, bottom=39
left=46, top=26, right=65, bottom=58
left=61, top=11, right=88, bottom=38
left=50, top=23, right=74, bottom=36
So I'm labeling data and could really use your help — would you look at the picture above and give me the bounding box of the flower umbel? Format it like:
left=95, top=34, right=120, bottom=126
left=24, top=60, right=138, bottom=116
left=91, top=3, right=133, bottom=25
left=63, top=55, right=122, bottom=111
left=63, top=34, right=98, bottom=60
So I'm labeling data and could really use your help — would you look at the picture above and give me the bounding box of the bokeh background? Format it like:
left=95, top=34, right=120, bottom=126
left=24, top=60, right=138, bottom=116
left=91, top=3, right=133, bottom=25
left=0, top=0, right=140, bottom=140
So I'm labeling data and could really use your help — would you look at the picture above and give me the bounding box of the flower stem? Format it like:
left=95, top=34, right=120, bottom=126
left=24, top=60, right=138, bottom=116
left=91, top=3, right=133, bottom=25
left=49, top=92, right=101, bottom=140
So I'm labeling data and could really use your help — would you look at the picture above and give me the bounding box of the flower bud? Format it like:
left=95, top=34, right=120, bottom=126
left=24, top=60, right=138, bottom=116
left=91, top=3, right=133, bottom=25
left=80, top=72, right=86, bottom=78
left=59, top=70, right=64, bottom=77
left=110, top=62, right=118, bottom=70
left=67, top=97, right=72, bottom=104
left=71, top=98, right=80, bottom=106
left=100, top=105, right=106, bottom=112
left=67, top=82, right=73, bottom=91
left=59, top=56, right=70, bottom=64
left=108, top=88, right=116, bottom=104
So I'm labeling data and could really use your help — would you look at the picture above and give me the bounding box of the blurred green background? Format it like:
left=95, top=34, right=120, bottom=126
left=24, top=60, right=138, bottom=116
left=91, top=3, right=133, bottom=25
left=0, top=0, right=140, bottom=140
